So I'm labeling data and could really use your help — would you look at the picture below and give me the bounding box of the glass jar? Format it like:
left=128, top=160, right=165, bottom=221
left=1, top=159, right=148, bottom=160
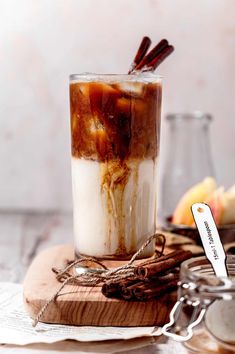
left=162, top=255, right=235, bottom=353
left=159, top=112, right=215, bottom=224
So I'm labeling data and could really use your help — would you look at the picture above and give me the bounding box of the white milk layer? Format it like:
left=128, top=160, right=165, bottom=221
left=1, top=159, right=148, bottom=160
left=71, top=157, right=157, bottom=258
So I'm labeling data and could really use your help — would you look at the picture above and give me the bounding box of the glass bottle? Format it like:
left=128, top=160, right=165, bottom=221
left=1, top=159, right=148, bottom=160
left=159, top=112, right=215, bottom=224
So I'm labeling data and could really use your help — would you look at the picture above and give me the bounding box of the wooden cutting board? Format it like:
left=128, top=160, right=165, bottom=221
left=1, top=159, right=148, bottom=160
left=23, top=244, right=177, bottom=326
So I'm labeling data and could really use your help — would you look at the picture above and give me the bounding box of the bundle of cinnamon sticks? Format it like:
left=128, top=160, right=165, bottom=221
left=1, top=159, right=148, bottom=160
left=128, top=36, right=174, bottom=73
left=102, top=249, right=192, bottom=301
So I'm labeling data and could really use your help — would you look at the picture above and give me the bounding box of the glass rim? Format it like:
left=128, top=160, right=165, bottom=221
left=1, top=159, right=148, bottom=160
left=180, top=256, right=235, bottom=299
left=69, top=72, right=162, bottom=83
left=166, top=111, right=212, bottom=121
left=181, top=255, right=235, bottom=281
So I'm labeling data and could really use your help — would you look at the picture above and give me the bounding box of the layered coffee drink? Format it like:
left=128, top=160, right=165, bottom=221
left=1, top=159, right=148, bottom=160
left=70, top=73, right=162, bottom=259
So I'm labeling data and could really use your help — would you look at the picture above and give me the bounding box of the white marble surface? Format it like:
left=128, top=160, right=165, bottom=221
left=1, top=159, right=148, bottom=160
left=0, top=0, right=235, bottom=211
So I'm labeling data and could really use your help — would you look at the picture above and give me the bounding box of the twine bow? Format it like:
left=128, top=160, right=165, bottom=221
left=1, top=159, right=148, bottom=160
left=32, top=233, right=166, bottom=327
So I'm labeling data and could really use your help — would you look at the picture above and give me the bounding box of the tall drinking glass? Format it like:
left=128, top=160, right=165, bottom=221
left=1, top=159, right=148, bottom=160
left=69, top=73, right=162, bottom=259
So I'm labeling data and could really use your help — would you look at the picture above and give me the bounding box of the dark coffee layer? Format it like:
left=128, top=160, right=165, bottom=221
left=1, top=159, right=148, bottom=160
left=70, top=80, right=161, bottom=162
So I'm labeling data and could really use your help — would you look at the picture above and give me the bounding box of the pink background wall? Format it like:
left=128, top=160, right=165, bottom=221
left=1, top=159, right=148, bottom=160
left=0, top=0, right=235, bottom=210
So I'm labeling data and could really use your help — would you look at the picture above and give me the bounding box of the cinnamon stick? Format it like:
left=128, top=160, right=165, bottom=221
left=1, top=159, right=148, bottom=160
left=139, top=249, right=186, bottom=267
left=102, top=278, right=139, bottom=298
left=144, top=45, right=174, bottom=71
left=134, top=279, right=178, bottom=301
left=102, top=251, right=190, bottom=301
left=128, top=36, right=151, bottom=73
left=102, top=281, right=120, bottom=297
left=120, top=280, right=144, bottom=300
left=102, top=271, right=181, bottom=301
left=135, top=250, right=192, bottom=279
left=121, top=273, right=179, bottom=300
left=134, top=39, right=168, bottom=71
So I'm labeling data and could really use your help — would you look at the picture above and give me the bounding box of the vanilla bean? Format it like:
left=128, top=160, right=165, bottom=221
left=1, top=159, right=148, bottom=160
left=128, top=36, right=151, bottom=73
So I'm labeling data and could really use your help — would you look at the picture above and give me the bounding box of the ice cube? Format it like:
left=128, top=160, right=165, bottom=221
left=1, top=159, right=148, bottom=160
left=77, top=83, right=90, bottom=96
left=116, top=98, right=131, bottom=113
left=89, top=116, right=105, bottom=133
left=89, top=82, right=121, bottom=98
left=115, top=82, right=143, bottom=97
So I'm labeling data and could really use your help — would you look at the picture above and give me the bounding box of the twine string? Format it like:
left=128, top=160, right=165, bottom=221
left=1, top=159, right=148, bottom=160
left=32, top=233, right=165, bottom=327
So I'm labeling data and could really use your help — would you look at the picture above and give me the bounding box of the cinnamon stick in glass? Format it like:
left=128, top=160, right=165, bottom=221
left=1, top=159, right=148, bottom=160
left=128, top=36, right=151, bottom=73
left=134, top=39, right=168, bottom=71
left=145, top=45, right=174, bottom=71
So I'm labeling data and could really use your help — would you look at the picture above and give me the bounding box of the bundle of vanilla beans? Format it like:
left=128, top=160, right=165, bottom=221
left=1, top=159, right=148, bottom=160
left=102, top=249, right=192, bottom=301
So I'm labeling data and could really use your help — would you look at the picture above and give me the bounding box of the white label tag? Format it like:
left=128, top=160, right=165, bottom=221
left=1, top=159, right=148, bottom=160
left=191, top=203, right=228, bottom=278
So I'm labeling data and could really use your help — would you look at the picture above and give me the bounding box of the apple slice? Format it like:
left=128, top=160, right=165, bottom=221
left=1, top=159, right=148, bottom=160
left=205, top=187, right=224, bottom=225
left=172, top=177, right=217, bottom=226
left=220, top=190, right=235, bottom=225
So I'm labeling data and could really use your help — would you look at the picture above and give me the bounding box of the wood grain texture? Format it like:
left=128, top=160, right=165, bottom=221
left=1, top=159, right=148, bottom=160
left=23, top=244, right=177, bottom=327
left=0, top=211, right=186, bottom=352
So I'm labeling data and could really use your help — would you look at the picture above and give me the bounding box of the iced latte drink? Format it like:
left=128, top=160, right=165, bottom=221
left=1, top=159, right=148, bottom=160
left=70, top=73, right=162, bottom=259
